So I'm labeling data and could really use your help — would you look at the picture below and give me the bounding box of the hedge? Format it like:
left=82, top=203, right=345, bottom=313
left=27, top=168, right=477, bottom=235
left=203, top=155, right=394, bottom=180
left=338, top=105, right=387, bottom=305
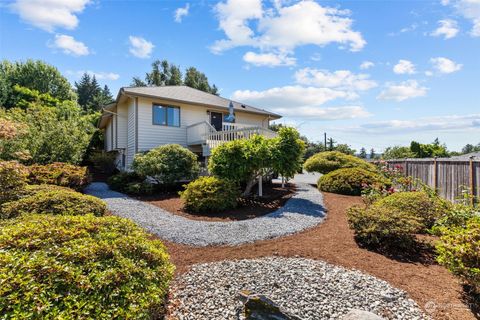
left=304, top=151, right=376, bottom=174
left=28, top=162, right=90, bottom=191
left=1, top=189, right=107, bottom=219
left=0, top=214, right=175, bottom=319
left=317, top=167, right=390, bottom=196
left=0, top=161, right=28, bottom=204
left=180, top=176, right=239, bottom=213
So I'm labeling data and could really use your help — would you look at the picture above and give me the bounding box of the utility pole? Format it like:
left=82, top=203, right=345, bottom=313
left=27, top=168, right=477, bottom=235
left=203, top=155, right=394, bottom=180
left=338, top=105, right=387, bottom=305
left=324, top=132, right=327, bottom=151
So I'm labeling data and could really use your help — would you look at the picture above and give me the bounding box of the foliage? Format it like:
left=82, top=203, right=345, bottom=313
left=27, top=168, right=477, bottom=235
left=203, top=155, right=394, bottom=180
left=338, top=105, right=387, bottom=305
left=359, top=147, right=367, bottom=158
left=436, top=216, right=480, bottom=293
left=347, top=205, right=423, bottom=248
left=0, top=161, right=28, bottom=204
left=0, top=103, right=96, bottom=164
left=334, top=143, right=356, bottom=155
left=0, top=59, right=75, bottom=108
left=432, top=204, right=480, bottom=236
left=107, top=171, right=144, bottom=192
left=1, top=189, right=107, bottom=219
left=28, top=162, right=91, bottom=191
left=382, top=146, right=416, bottom=160
left=318, top=167, right=390, bottom=196
left=304, top=151, right=377, bottom=174
left=410, top=139, right=449, bottom=158
left=10, top=85, right=60, bottom=109
left=461, top=143, right=480, bottom=154
left=0, top=214, right=174, bottom=319
left=89, top=151, right=118, bottom=174
left=132, top=144, right=199, bottom=186
left=75, top=73, right=113, bottom=113
left=180, top=176, right=240, bottom=213
left=131, top=59, right=218, bottom=95
left=123, top=181, right=156, bottom=196
left=20, top=184, right=75, bottom=197
left=374, top=191, right=451, bottom=230
left=271, top=127, right=305, bottom=181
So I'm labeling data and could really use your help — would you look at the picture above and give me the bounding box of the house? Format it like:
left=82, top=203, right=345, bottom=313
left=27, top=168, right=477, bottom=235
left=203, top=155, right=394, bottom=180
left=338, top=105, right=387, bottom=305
left=99, top=86, right=281, bottom=170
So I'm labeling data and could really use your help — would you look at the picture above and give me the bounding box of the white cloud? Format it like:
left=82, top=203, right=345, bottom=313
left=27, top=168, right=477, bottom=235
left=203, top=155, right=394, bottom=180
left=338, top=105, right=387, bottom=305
left=272, top=105, right=371, bottom=120
left=442, top=0, right=480, bottom=36
left=350, top=113, right=480, bottom=134
left=71, top=70, right=120, bottom=81
left=377, top=80, right=427, bottom=102
left=360, top=61, right=374, bottom=70
left=243, top=51, right=296, bottom=67
left=128, top=36, right=154, bottom=58
left=393, top=59, right=416, bottom=74
left=431, top=19, right=459, bottom=39
left=50, top=34, right=89, bottom=56
left=174, top=3, right=190, bottom=23
left=430, top=57, right=463, bottom=74
left=294, top=68, right=377, bottom=91
left=10, top=0, right=91, bottom=32
left=212, top=0, right=365, bottom=65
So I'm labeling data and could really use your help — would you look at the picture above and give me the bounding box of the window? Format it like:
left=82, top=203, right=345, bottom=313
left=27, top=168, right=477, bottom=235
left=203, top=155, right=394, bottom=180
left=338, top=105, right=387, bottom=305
left=153, top=104, right=180, bottom=127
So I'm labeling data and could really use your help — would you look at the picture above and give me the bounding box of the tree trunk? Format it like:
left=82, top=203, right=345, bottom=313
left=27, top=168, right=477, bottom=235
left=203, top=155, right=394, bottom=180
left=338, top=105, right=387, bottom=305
left=242, top=178, right=257, bottom=196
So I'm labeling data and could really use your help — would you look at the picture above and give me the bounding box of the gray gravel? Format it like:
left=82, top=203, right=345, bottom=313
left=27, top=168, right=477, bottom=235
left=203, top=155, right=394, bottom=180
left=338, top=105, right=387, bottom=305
left=84, top=181, right=326, bottom=246
left=168, top=257, right=429, bottom=320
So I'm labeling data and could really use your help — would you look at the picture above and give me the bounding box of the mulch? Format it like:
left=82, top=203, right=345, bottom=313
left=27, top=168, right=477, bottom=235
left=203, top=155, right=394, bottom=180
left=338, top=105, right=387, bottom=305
left=162, top=192, right=478, bottom=320
left=138, top=182, right=296, bottom=222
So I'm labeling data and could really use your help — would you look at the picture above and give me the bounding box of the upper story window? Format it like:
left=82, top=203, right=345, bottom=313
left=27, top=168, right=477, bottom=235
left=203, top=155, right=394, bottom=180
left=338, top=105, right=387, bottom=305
left=153, top=104, right=180, bottom=127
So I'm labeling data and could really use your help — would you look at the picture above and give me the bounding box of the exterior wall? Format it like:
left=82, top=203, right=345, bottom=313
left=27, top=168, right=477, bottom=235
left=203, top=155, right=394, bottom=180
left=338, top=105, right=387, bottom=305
left=104, top=118, right=113, bottom=151
left=235, top=111, right=269, bottom=128
left=126, top=98, right=136, bottom=168
left=116, top=102, right=128, bottom=149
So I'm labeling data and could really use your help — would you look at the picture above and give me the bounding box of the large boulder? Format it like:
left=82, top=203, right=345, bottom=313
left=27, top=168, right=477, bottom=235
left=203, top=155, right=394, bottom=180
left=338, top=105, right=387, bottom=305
left=238, top=290, right=302, bottom=320
left=342, top=309, right=384, bottom=320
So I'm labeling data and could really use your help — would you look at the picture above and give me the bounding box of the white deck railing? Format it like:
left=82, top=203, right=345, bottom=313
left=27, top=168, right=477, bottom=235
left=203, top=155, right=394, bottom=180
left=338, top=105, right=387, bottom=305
left=186, top=121, right=278, bottom=151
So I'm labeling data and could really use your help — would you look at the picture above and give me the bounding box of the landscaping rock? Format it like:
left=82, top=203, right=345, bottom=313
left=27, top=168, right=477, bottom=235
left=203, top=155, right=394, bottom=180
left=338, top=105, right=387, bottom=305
left=168, top=257, right=429, bottom=320
left=342, top=309, right=385, bottom=320
left=238, top=290, right=302, bottom=320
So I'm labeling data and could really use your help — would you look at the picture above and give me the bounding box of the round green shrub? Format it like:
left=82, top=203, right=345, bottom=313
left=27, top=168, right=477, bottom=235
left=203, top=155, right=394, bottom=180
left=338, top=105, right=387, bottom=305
left=347, top=205, right=423, bottom=248
left=317, top=167, right=390, bottom=196
left=132, top=144, right=199, bottom=185
left=28, top=162, right=91, bottom=191
left=0, top=161, right=28, bottom=204
left=180, top=176, right=240, bottom=213
left=436, top=216, right=480, bottom=293
left=304, top=151, right=377, bottom=174
left=107, top=171, right=144, bottom=192
left=374, top=191, right=450, bottom=230
left=1, top=190, right=107, bottom=219
left=0, top=214, right=175, bottom=319
left=20, top=184, right=75, bottom=197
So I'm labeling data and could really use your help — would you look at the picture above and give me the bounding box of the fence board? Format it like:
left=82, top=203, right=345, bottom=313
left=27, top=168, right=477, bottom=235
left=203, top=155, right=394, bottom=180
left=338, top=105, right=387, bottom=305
left=385, top=159, right=480, bottom=203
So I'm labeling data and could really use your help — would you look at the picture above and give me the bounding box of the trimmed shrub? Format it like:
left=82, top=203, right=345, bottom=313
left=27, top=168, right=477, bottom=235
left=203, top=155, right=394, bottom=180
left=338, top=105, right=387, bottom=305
left=347, top=205, right=423, bottom=248
left=107, top=171, right=144, bottom=192
left=0, top=161, right=28, bottom=204
left=124, top=181, right=156, bottom=196
left=374, top=191, right=451, bottom=230
left=1, top=190, right=107, bottom=219
left=180, top=176, right=240, bottom=213
left=318, top=168, right=390, bottom=196
left=0, top=214, right=175, bottom=319
left=19, top=184, right=75, bottom=197
left=436, top=217, right=480, bottom=293
left=304, top=151, right=376, bottom=174
left=432, top=204, right=480, bottom=236
left=132, top=144, right=199, bottom=186
left=28, top=162, right=90, bottom=191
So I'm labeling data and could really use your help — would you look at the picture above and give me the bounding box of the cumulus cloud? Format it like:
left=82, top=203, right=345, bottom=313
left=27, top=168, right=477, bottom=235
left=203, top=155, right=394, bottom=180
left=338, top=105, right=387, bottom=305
left=69, top=70, right=120, bottom=80
left=243, top=51, right=296, bottom=67
left=430, top=57, right=463, bottom=74
left=377, top=80, right=427, bottom=102
left=10, top=0, right=91, bottom=32
left=431, top=19, right=459, bottom=39
left=212, top=0, right=365, bottom=66
left=349, top=113, right=480, bottom=134
left=360, top=61, right=374, bottom=70
left=294, top=68, right=377, bottom=91
left=442, top=0, right=480, bottom=36
left=393, top=59, right=416, bottom=74
left=128, top=36, right=154, bottom=58
left=50, top=34, right=89, bottom=56
left=174, top=3, right=190, bottom=23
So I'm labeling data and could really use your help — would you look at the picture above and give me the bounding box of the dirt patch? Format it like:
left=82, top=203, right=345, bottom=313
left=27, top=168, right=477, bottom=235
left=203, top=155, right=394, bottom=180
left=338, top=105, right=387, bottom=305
left=162, top=192, right=478, bottom=320
left=138, top=182, right=296, bottom=222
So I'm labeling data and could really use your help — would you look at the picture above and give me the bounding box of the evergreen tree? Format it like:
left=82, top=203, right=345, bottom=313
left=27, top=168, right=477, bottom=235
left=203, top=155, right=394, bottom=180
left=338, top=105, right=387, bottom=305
left=359, top=147, right=367, bottom=158
left=369, top=148, right=376, bottom=159
left=327, top=138, right=336, bottom=151
left=75, top=73, right=113, bottom=113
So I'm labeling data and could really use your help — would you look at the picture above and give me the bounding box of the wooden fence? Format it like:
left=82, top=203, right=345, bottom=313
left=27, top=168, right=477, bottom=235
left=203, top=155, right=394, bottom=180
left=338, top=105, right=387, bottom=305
left=385, top=158, right=480, bottom=203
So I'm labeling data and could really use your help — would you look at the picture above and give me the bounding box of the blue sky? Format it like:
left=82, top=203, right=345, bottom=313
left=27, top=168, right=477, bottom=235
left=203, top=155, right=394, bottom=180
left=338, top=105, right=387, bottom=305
left=1, top=0, right=479, bottom=152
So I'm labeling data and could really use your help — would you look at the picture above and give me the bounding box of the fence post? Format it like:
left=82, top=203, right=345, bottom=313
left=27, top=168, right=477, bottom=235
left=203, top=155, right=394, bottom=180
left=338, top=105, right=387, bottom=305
left=470, top=157, right=475, bottom=206
left=433, top=157, right=438, bottom=193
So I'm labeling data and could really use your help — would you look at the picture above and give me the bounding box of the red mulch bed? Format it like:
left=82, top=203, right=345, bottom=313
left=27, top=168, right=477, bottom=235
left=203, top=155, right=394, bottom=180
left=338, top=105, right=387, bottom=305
left=138, top=182, right=296, bottom=221
left=161, top=192, right=478, bottom=320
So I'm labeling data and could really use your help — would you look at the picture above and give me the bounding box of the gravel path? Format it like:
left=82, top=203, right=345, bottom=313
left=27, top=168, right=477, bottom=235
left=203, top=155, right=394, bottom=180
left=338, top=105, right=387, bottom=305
left=168, top=257, right=429, bottom=320
left=84, top=182, right=326, bottom=246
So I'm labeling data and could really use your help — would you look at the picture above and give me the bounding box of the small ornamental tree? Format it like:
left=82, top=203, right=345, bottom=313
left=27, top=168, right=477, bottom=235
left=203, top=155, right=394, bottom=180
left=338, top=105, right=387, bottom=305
left=304, top=151, right=376, bottom=174
left=132, top=144, right=199, bottom=185
left=271, top=127, right=305, bottom=187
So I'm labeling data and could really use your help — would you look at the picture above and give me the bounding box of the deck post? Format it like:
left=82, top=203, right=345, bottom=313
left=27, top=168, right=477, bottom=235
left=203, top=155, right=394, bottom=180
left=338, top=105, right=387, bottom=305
left=258, top=175, right=263, bottom=197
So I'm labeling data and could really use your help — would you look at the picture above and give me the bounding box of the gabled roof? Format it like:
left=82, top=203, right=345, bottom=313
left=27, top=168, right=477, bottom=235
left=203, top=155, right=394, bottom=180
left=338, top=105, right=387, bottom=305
left=120, top=85, right=281, bottom=118
left=450, top=151, right=480, bottom=159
